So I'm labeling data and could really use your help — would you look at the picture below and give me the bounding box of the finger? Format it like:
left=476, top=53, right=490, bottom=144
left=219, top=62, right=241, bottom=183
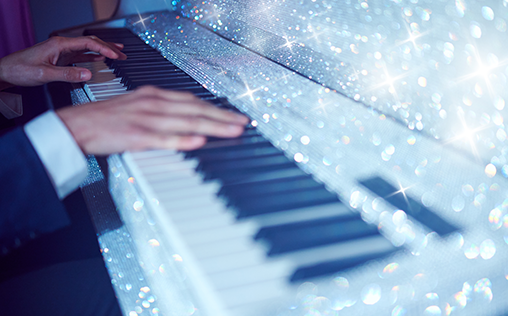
left=70, top=53, right=105, bottom=64
left=144, top=134, right=207, bottom=151
left=43, top=65, right=92, bottom=82
left=110, top=42, right=124, bottom=50
left=138, top=97, right=249, bottom=125
left=131, top=87, right=249, bottom=124
left=59, top=36, right=127, bottom=60
left=87, top=36, right=127, bottom=60
left=138, top=114, right=245, bottom=138
left=134, top=86, right=198, bottom=101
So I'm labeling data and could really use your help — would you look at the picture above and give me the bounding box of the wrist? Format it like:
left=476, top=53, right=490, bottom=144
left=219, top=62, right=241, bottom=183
left=0, top=58, right=14, bottom=91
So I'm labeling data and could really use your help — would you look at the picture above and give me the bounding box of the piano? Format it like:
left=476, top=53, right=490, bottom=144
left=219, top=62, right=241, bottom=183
left=54, top=1, right=508, bottom=315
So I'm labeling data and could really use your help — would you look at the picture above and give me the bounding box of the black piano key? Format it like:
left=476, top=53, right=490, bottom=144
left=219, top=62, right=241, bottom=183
left=290, top=248, right=399, bottom=282
left=208, top=163, right=302, bottom=185
left=108, top=56, right=168, bottom=67
left=118, top=69, right=185, bottom=81
left=120, top=71, right=188, bottom=84
left=127, top=77, right=199, bottom=89
left=194, top=146, right=279, bottom=163
left=205, top=130, right=261, bottom=143
left=187, top=137, right=272, bottom=157
left=125, top=83, right=210, bottom=95
left=185, top=141, right=274, bottom=159
left=207, top=97, right=230, bottom=106
left=359, top=177, right=459, bottom=236
left=203, top=158, right=296, bottom=182
left=115, top=64, right=179, bottom=76
left=220, top=175, right=321, bottom=200
left=232, top=186, right=340, bottom=218
left=111, top=56, right=169, bottom=65
left=197, top=154, right=288, bottom=174
left=113, top=59, right=177, bottom=67
left=256, top=215, right=378, bottom=255
left=118, top=51, right=162, bottom=56
left=230, top=168, right=310, bottom=187
left=120, top=47, right=160, bottom=54
left=108, top=51, right=164, bottom=59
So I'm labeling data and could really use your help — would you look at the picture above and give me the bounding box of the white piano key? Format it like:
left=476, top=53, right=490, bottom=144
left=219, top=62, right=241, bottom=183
left=207, top=260, right=293, bottom=290
left=199, top=248, right=269, bottom=274
left=189, top=238, right=259, bottom=260
left=95, top=94, right=129, bottom=101
left=87, top=77, right=119, bottom=85
left=139, top=158, right=198, bottom=174
left=252, top=201, right=353, bottom=227
left=170, top=203, right=228, bottom=222
left=143, top=168, right=198, bottom=183
left=217, top=278, right=289, bottom=308
left=154, top=181, right=221, bottom=201
left=90, top=87, right=128, bottom=94
left=282, top=234, right=396, bottom=268
left=130, top=149, right=178, bottom=160
left=227, top=296, right=289, bottom=316
left=87, top=77, right=121, bottom=85
left=132, top=151, right=180, bottom=164
left=175, top=208, right=236, bottom=233
left=180, top=221, right=257, bottom=245
left=160, top=193, right=220, bottom=210
left=152, top=175, right=215, bottom=193
left=92, top=91, right=129, bottom=99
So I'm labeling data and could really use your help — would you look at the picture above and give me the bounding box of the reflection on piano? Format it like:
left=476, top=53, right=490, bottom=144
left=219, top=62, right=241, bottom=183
left=57, top=1, right=508, bottom=315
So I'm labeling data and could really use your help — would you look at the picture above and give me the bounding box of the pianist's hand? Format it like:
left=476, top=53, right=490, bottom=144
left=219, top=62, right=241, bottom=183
left=0, top=36, right=126, bottom=90
left=56, top=86, right=250, bottom=155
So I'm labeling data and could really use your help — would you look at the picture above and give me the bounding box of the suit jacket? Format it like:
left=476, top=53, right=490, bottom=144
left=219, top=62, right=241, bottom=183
left=0, top=127, right=70, bottom=252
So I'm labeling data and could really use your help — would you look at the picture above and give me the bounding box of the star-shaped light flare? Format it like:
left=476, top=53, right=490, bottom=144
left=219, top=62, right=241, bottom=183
left=133, top=9, right=150, bottom=30
left=385, top=180, right=416, bottom=212
left=202, top=5, right=225, bottom=22
left=454, top=42, right=508, bottom=97
left=234, top=81, right=263, bottom=108
left=280, top=36, right=297, bottom=53
left=397, top=21, right=431, bottom=51
left=366, top=66, right=408, bottom=105
left=443, top=117, right=491, bottom=162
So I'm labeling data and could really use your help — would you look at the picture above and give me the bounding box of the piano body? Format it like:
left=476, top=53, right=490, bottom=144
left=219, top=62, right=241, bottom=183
left=54, top=0, right=508, bottom=315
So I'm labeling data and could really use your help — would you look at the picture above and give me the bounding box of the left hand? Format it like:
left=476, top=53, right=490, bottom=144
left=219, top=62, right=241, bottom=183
left=0, top=36, right=126, bottom=89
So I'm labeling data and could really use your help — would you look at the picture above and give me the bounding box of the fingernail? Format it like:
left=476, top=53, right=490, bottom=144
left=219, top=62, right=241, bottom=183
left=237, top=114, right=249, bottom=123
left=80, top=71, right=90, bottom=80
left=228, top=124, right=242, bottom=133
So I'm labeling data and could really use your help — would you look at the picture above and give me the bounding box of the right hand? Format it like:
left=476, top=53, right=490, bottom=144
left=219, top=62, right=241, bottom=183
left=56, top=86, right=249, bottom=155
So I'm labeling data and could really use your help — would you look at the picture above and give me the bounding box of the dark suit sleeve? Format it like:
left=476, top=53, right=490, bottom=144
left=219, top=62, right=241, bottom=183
left=0, top=127, right=70, bottom=252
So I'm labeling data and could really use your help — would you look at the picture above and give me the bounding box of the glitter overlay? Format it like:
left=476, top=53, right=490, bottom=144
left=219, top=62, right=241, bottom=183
left=102, top=1, right=508, bottom=315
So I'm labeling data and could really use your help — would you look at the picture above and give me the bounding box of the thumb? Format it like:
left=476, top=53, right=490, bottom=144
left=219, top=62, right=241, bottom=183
left=43, top=65, right=92, bottom=83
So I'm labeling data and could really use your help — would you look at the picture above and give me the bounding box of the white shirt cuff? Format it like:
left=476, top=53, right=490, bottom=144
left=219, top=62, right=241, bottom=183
left=24, top=111, right=88, bottom=199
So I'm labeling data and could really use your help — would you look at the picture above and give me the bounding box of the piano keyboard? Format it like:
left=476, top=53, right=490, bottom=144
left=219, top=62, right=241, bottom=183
left=80, top=28, right=405, bottom=315
left=77, top=24, right=508, bottom=316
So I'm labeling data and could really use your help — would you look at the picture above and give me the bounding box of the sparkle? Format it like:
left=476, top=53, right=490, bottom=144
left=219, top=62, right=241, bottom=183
left=384, top=180, right=416, bottom=213
left=280, top=35, right=298, bottom=53
left=443, top=110, right=492, bottom=162
left=133, top=10, right=150, bottom=29
left=398, top=21, right=431, bottom=50
left=235, top=81, right=262, bottom=107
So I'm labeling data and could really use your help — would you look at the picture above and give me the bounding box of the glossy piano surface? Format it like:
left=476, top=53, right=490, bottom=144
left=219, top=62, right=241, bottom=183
left=68, top=1, right=508, bottom=315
